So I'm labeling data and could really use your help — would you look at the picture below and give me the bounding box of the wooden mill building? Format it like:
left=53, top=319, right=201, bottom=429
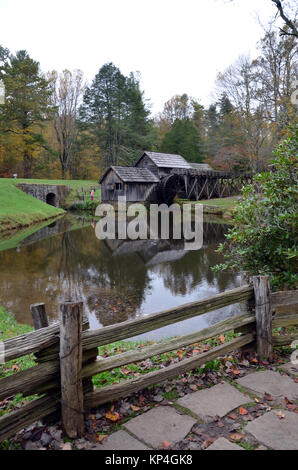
left=99, top=151, right=250, bottom=205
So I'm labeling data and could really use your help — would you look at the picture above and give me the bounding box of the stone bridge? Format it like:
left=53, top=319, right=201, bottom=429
left=17, top=183, right=72, bottom=208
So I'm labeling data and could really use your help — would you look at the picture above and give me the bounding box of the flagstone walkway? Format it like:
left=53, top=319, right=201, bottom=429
left=85, top=362, right=298, bottom=451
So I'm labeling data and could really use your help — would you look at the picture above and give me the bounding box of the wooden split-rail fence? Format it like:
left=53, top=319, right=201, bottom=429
left=0, top=275, right=297, bottom=441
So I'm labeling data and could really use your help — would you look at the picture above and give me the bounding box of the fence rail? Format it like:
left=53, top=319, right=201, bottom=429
left=0, top=276, right=297, bottom=441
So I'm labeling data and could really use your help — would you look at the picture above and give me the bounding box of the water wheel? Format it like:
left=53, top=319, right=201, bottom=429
left=158, top=174, right=185, bottom=205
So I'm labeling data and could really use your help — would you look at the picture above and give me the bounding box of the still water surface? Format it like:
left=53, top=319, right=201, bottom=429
left=0, top=215, right=241, bottom=340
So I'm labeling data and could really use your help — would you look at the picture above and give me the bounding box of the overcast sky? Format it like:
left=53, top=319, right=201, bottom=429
left=0, top=0, right=281, bottom=115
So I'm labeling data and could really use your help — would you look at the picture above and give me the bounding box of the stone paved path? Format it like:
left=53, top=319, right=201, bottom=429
left=86, top=363, right=298, bottom=451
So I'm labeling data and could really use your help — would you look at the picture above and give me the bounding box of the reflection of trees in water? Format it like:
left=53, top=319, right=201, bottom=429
left=148, top=223, right=236, bottom=296
left=0, top=220, right=238, bottom=327
left=0, top=226, right=150, bottom=325
left=152, top=244, right=236, bottom=296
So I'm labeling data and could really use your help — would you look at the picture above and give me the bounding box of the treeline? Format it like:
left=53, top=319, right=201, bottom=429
left=0, top=28, right=297, bottom=179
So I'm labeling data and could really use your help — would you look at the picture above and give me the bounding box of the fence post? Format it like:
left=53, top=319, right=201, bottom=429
left=234, top=272, right=256, bottom=351
left=60, top=301, right=84, bottom=438
left=30, top=303, right=49, bottom=330
left=252, top=275, right=273, bottom=361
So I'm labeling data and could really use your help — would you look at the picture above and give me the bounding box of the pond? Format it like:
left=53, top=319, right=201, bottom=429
left=0, top=214, right=241, bottom=340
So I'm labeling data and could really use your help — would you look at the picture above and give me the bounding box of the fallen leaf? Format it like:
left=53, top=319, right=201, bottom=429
left=239, top=407, right=248, bottom=415
left=130, top=405, right=140, bottom=412
left=229, top=433, right=245, bottom=442
left=273, top=410, right=285, bottom=419
left=228, top=413, right=237, bottom=420
left=162, top=441, right=171, bottom=449
left=177, top=350, right=183, bottom=359
left=96, top=434, right=107, bottom=443
left=138, top=395, right=146, bottom=406
left=201, top=438, right=216, bottom=449
left=218, top=335, right=226, bottom=344
left=105, top=410, right=120, bottom=422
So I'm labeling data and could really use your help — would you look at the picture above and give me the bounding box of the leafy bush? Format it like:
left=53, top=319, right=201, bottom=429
left=213, top=125, right=298, bottom=290
left=69, top=200, right=98, bottom=212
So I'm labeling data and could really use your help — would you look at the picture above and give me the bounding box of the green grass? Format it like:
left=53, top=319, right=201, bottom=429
left=197, top=196, right=239, bottom=210
left=2, top=178, right=100, bottom=206
left=0, top=307, right=36, bottom=413
left=0, top=178, right=101, bottom=232
left=0, top=179, right=64, bottom=232
left=178, top=196, right=239, bottom=215
left=0, top=306, right=33, bottom=340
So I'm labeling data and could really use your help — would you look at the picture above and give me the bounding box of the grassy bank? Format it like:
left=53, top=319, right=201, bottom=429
left=0, top=179, right=64, bottom=233
left=178, top=196, right=239, bottom=217
left=1, top=178, right=100, bottom=207
left=0, top=178, right=101, bottom=233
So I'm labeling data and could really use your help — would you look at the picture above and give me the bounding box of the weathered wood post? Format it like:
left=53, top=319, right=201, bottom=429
left=252, top=275, right=273, bottom=361
left=235, top=272, right=256, bottom=351
left=30, top=303, right=49, bottom=330
left=60, top=301, right=84, bottom=438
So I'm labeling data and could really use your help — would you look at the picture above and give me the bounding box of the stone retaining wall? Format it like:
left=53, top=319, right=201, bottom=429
left=17, top=184, right=72, bottom=208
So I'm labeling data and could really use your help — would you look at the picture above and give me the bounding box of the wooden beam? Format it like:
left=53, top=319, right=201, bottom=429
left=2, top=286, right=254, bottom=361
left=271, top=290, right=298, bottom=308
left=272, top=334, right=298, bottom=346
left=82, top=286, right=254, bottom=351
left=0, top=348, right=101, bottom=402
left=272, top=313, right=298, bottom=328
left=187, top=177, right=197, bottom=199
left=30, top=303, right=49, bottom=330
left=253, top=276, right=273, bottom=361
left=0, top=394, right=60, bottom=442
left=82, top=313, right=255, bottom=378
left=84, top=334, right=254, bottom=409
left=0, top=313, right=255, bottom=401
left=60, top=301, right=84, bottom=438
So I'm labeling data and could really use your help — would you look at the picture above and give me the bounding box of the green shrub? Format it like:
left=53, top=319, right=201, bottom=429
left=213, top=125, right=298, bottom=290
left=69, top=200, right=98, bottom=212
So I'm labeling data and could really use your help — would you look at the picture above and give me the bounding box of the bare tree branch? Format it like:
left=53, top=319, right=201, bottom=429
left=271, top=0, right=298, bottom=38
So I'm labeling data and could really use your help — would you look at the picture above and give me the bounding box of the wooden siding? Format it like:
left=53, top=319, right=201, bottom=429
left=101, top=170, right=125, bottom=202
left=101, top=168, right=158, bottom=203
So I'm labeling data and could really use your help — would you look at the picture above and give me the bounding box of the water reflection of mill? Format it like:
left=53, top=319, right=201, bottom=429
left=0, top=217, right=240, bottom=335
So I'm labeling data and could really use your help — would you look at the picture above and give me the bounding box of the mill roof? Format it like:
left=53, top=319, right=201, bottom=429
left=99, top=166, right=159, bottom=184
left=190, top=163, right=213, bottom=172
left=136, top=151, right=193, bottom=170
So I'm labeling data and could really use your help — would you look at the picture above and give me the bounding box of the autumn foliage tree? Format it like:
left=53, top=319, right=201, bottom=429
left=0, top=49, right=53, bottom=177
